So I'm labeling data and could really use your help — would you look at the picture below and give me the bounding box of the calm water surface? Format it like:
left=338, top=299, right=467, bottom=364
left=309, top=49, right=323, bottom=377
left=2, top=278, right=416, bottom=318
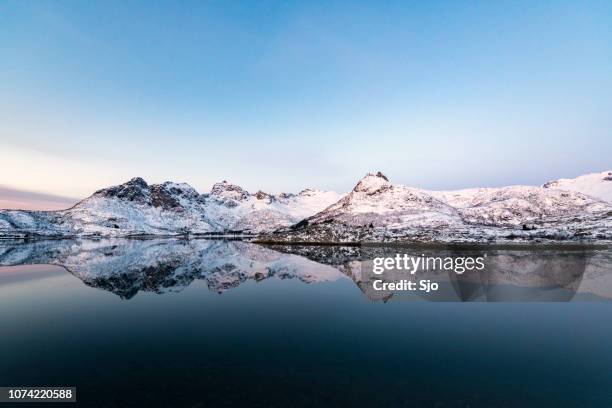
left=1, top=239, right=612, bottom=407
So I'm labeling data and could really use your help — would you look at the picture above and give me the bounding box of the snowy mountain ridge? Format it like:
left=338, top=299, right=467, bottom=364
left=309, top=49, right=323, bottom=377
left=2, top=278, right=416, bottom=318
left=267, top=171, right=612, bottom=244
left=543, top=170, right=612, bottom=203
left=0, top=177, right=344, bottom=238
left=1, top=170, right=611, bottom=242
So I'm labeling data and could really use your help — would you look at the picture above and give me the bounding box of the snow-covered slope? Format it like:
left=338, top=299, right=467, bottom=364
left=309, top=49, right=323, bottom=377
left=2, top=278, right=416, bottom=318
left=430, top=186, right=609, bottom=227
left=201, top=181, right=344, bottom=233
left=543, top=170, right=612, bottom=202
left=286, top=172, right=464, bottom=241
left=0, top=210, right=68, bottom=238
left=0, top=177, right=343, bottom=238
left=63, top=178, right=217, bottom=236
left=266, top=172, right=612, bottom=244
left=2, top=171, right=612, bottom=242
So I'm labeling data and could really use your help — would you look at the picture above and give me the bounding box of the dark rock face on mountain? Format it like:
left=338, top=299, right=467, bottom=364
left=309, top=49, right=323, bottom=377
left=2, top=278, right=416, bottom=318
left=93, top=178, right=201, bottom=212
left=263, top=172, right=612, bottom=244
left=94, top=177, right=149, bottom=203
left=0, top=178, right=343, bottom=238
left=352, top=171, right=391, bottom=194
left=210, top=181, right=250, bottom=202
left=253, top=190, right=272, bottom=201
left=1, top=170, right=611, bottom=242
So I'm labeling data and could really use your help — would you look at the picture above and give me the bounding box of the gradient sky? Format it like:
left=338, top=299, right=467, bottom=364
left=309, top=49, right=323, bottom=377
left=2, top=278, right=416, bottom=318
left=1, top=0, right=611, bottom=206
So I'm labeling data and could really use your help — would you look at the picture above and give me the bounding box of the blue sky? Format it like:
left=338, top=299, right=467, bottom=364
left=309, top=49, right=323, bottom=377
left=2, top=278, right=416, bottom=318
left=1, top=0, right=611, bottom=201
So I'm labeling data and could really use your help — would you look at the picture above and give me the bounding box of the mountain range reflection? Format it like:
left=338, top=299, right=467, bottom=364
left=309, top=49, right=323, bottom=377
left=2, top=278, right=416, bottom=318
left=1, top=239, right=611, bottom=301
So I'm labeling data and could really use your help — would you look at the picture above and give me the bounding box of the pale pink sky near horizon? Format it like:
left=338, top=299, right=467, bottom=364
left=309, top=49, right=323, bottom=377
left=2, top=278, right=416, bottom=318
left=0, top=185, right=79, bottom=211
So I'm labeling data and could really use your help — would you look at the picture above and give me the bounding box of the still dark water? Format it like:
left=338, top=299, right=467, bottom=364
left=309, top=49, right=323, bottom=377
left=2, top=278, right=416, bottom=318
left=1, top=239, right=612, bottom=407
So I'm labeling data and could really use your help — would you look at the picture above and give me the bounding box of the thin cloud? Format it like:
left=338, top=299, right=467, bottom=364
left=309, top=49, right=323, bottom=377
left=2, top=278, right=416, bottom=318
left=0, top=186, right=80, bottom=211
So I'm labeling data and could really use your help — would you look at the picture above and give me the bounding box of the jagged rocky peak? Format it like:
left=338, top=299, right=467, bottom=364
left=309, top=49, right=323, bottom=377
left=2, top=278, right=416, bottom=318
left=159, top=182, right=199, bottom=199
left=210, top=180, right=250, bottom=201
left=90, top=177, right=202, bottom=211
left=278, top=192, right=296, bottom=200
left=149, top=182, right=200, bottom=210
left=253, top=190, right=272, bottom=200
left=94, top=177, right=150, bottom=203
left=298, top=188, right=317, bottom=196
left=352, top=171, right=391, bottom=194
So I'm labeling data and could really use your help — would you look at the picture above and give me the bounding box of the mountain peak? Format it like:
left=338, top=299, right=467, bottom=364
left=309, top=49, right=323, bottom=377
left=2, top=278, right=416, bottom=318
left=278, top=192, right=296, bottom=200
left=253, top=190, right=271, bottom=200
left=210, top=180, right=249, bottom=201
left=93, top=177, right=150, bottom=203
left=128, top=177, right=148, bottom=187
left=353, top=172, right=391, bottom=194
left=298, top=188, right=318, bottom=196
left=160, top=182, right=199, bottom=198
left=374, top=171, right=389, bottom=181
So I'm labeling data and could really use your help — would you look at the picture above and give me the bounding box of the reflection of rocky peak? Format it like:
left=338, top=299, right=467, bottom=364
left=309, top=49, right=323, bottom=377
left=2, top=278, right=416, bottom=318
left=0, top=239, right=344, bottom=299
left=1, top=239, right=611, bottom=301
left=269, top=244, right=612, bottom=302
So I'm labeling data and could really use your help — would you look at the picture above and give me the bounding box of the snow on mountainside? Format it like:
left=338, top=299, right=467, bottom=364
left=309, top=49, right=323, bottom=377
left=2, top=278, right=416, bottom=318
left=2, top=171, right=612, bottom=242
left=266, top=172, right=612, bottom=244
left=201, top=180, right=344, bottom=233
left=543, top=170, right=612, bottom=202
left=63, top=178, right=217, bottom=236
left=429, top=186, right=609, bottom=226
left=302, top=172, right=462, bottom=231
left=0, top=177, right=343, bottom=238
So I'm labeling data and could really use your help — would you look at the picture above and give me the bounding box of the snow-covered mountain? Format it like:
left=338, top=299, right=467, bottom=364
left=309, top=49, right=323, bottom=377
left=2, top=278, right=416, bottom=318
left=2, top=171, right=611, bottom=243
left=0, top=177, right=343, bottom=238
left=201, top=180, right=344, bottom=233
left=543, top=170, right=612, bottom=202
left=266, top=172, right=612, bottom=244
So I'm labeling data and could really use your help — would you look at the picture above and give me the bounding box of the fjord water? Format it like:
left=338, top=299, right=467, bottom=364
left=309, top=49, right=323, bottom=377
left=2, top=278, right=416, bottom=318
left=1, top=240, right=612, bottom=407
